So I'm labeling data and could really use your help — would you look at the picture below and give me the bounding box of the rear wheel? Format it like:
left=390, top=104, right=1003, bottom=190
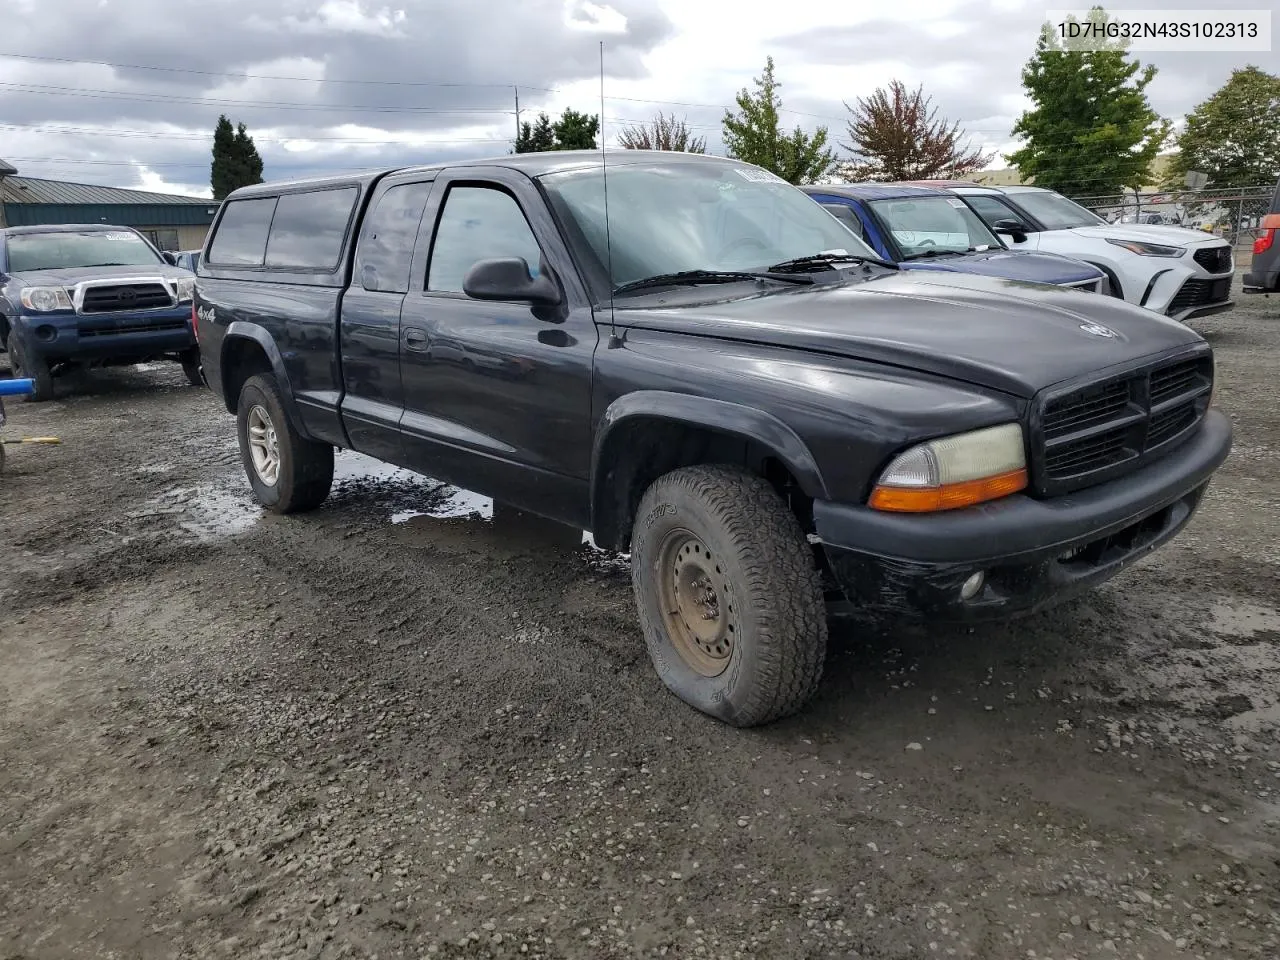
left=236, top=373, right=334, bottom=513
left=9, top=338, right=55, bottom=402
left=630, top=465, right=827, bottom=727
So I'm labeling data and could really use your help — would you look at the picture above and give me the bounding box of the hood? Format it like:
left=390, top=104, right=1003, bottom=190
left=1069, top=222, right=1226, bottom=247
left=617, top=270, right=1204, bottom=399
left=901, top=249, right=1102, bottom=285
left=7, top=263, right=191, bottom=286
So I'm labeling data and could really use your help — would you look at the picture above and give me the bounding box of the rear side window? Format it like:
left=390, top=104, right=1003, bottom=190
left=355, top=181, right=432, bottom=293
left=265, top=187, right=359, bottom=271
left=207, top=197, right=277, bottom=266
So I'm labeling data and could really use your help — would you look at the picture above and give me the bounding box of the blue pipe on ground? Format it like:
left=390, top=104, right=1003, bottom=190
left=0, top=378, right=35, bottom=396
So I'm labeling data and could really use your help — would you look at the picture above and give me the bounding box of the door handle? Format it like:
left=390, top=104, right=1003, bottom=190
left=403, top=327, right=429, bottom=352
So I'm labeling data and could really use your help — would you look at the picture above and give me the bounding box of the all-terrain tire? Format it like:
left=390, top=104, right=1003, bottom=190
left=236, top=373, right=334, bottom=514
left=631, top=464, right=827, bottom=727
left=8, top=337, right=55, bottom=402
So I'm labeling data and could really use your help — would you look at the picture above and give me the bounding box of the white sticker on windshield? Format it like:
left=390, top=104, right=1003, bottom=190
left=734, top=167, right=787, bottom=184
left=102, top=231, right=137, bottom=241
left=946, top=198, right=966, bottom=208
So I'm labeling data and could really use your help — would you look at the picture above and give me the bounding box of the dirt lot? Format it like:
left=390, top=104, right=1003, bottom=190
left=2, top=281, right=1278, bottom=960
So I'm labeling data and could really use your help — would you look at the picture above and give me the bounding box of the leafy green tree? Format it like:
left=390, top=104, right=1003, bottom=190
left=616, top=112, right=707, bottom=153
left=721, top=57, right=836, bottom=184
left=1009, top=6, right=1170, bottom=196
left=211, top=114, right=264, bottom=201
left=553, top=109, right=599, bottom=150
left=1168, top=66, right=1280, bottom=189
left=514, top=109, right=599, bottom=152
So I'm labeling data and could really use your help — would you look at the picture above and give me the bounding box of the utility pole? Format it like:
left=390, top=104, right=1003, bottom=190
left=514, top=86, right=521, bottom=150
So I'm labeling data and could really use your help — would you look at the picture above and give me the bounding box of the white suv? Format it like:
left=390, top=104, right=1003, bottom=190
left=904, top=182, right=1235, bottom=322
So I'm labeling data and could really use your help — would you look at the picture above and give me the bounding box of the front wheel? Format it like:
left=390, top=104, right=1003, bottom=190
left=9, top=338, right=55, bottom=402
left=631, top=465, right=828, bottom=727
left=236, top=373, right=334, bottom=513
left=179, top=347, right=204, bottom=387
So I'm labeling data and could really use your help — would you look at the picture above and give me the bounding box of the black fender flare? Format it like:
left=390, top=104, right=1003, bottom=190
left=590, top=390, right=829, bottom=544
left=220, top=321, right=312, bottom=439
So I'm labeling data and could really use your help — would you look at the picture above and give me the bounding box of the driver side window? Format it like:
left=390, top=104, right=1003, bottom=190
left=965, top=195, right=1023, bottom=230
left=427, top=185, right=543, bottom=294
left=821, top=203, right=869, bottom=243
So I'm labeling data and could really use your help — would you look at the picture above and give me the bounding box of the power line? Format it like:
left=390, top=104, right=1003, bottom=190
left=0, top=81, right=517, bottom=115
left=0, top=50, right=559, bottom=92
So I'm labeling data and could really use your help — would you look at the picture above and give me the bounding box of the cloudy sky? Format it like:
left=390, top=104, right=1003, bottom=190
left=0, top=0, right=1274, bottom=198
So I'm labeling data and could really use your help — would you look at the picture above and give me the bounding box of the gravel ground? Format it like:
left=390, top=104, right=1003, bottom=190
left=1, top=279, right=1278, bottom=960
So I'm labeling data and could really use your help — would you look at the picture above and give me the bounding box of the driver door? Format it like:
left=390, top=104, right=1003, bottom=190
left=396, top=167, right=600, bottom=526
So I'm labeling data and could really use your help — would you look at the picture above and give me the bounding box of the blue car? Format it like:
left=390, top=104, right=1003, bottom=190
left=0, top=224, right=201, bottom=401
left=801, top=184, right=1107, bottom=293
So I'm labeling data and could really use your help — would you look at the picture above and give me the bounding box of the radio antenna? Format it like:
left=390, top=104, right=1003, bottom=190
left=599, top=40, right=617, bottom=337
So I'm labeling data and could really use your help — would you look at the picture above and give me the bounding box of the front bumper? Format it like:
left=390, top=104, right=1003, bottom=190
left=17, top=307, right=196, bottom=361
left=814, top=408, right=1233, bottom=621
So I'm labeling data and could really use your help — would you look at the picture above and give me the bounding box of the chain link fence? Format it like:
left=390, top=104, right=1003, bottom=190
left=1074, top=185, right=1275, bottom=258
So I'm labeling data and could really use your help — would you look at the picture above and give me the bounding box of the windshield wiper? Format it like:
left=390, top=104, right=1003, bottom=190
left=77, top=262, right=134, bottom=267
left=767, top=252, right=895, bottom=273
left=900, top=249, right=967, bottom=261
left=613, top=269, right=811, bottom=295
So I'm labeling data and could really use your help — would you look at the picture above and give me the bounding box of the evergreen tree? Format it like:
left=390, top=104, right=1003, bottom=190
left=1008, top=6, right=1170, bottom=197
left=552, top=109, right=599, bottom=150
left=211, top=114, right=264, bottom=200
left=515, top=112, right=556, bottom=153
left=721, top=57, right=836, bottom=184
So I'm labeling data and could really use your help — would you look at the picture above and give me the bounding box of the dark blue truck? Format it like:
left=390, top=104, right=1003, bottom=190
left=802, top=183, right=1108, bottom=292
left=0, top=224, right=201, bottom=401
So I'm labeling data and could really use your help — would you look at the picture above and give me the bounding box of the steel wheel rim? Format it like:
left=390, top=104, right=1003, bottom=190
left=656, top=528, right=735, bottom=678
left=246, top=404, right=281, bottom=486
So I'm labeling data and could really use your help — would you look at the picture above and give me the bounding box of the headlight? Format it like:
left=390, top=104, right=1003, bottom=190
left=1105, top=238, right=1184, bottom=257
left=173, top=277, right=196, bottom=302
left=19, top=286, right=73, bottom=312
left=869, top=423, right=1028, bottom=513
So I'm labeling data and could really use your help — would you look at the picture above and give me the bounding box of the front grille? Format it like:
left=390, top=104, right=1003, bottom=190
left=1060, top=278, right=1101, bottom=293
left=77, top=319, right=187, bottom=337
left=1167, top=276, right=1232, bottom=315
left=80, top=283, right=174, bottom=313
left=1033, top=352, right=1213, bottom=495
left=1193, top=246, right=1233, bottom=274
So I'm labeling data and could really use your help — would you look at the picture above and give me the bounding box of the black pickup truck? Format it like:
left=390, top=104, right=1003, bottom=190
left=194, top=151, right=1232, bottom=727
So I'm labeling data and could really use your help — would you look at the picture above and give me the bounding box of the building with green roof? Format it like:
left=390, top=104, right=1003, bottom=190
left=0, top=160, right=218, bottom=252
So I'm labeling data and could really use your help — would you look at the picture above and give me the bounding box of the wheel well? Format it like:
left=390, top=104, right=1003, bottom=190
left=1083, top=261, right=1124, bottom=299
left=220, top=337, right=274, bottom=414
left=592, top=418, right=814, bottom=552
left=0, top=314, right=9, bottom=351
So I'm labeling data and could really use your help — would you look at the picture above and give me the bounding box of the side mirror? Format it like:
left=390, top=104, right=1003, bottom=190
left=992, top=218, right=1029, bottom=243
left=162, top=251, right=178, bottom=265
left=462, top=257, right=561, bottom=306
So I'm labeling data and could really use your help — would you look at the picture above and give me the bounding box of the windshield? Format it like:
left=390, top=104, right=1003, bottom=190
left=1009, top=191, right=1106, bottom=230
left=6, top=230, right=163, bottom=272
left=540, top=160, right=881, bottom=291
left=867, top=195, right=1001, bottom=256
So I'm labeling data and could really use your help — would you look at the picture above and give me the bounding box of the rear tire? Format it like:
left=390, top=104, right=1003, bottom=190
left=236, top=373, right=333, bottom=514
left=630, top=464, right=827, bottom=727
left=9, top=338, right=55, bottom=403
